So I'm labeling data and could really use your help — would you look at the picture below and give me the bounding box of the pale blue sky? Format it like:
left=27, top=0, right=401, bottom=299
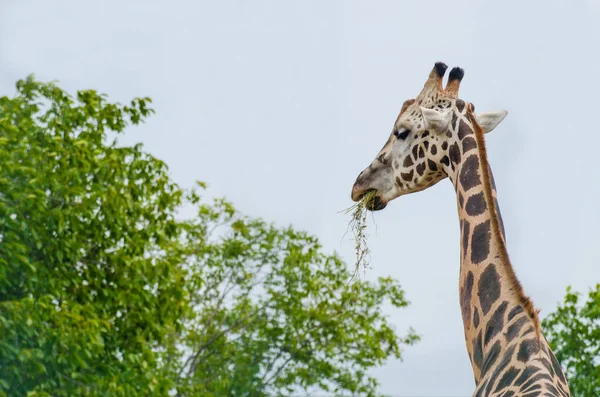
left=1, top=1, right=599, bottom=396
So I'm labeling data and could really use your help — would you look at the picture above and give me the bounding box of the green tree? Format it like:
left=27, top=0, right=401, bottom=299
left=0, top=76, right=418, bottom=397
left=542, top=284, right=600, bottom=397
left=174, top=197, right=419, bottom=397
left=0, top=75, right=187, bottom=396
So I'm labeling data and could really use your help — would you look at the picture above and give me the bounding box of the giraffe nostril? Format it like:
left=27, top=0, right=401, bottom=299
left=356, top=188, right=373, bottom=201
left=351, top=184, right=366, bottom=201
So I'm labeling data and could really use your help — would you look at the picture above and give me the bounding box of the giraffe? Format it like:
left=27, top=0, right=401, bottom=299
left=350, top=62, right=571, bottom=397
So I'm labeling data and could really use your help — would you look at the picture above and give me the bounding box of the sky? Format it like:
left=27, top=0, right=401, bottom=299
left=1, top=1, right=599, bottom=396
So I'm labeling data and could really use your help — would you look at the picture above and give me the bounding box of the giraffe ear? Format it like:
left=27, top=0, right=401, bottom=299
left=420, top=107, right=452, bottom=132
left=475, top=111, right=508, bottom=134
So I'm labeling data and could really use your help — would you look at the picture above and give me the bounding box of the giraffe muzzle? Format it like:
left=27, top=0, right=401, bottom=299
left=350, top=187, right=387, bottom=211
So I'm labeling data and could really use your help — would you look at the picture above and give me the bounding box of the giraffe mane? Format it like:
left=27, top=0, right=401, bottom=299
left=466, top=106, right=543, bottom=349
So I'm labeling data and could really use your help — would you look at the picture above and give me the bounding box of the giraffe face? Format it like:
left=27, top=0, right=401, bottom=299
left=351, top=66, right=507, bottom=211
left=351, top=99, right=457, bottom=210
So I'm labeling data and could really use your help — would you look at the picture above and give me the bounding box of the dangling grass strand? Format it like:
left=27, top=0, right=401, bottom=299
left=340, top=190, right=377, bottom=280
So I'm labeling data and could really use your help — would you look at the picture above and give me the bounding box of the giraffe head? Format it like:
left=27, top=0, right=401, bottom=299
left=351, top=62, right=508, bottom=210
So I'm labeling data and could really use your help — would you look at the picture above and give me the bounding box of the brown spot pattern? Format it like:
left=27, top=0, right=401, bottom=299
left=505, top=315, right=528, bottom=342
left=458, top=119, right=473, bottom=140
left=484, top=301, right=508, bottom=346
left=449, top=142, right=461, bottom=165
left=461, top=271, right=474, bottom=328
left=517, top=338, right=539, bottom=363
left=472, top=330, right=483, bottom=369
left=462, top=220, right=470, bottom=258
left=428, top=159, right=437, bottom=172
left=465, top=192, right=487, bottom=216
left=462, top=136, right=477, bottom=153
left=401, top=170, right=414, bottom=182
left=460, top=155, right=481, bottom=191
left=478, top=264, right=501, bottom=314
left=471, top=220, right=491, bottom=264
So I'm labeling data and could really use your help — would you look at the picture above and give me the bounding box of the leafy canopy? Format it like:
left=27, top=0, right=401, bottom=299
left=0, top=76, right=418, bottom=397
left=542, top=284, right=600, bottom=397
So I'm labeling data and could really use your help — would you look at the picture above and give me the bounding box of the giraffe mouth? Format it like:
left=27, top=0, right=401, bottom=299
left=356, top=189, right=387, bottom=211
left=367, top=195, right=387, bottom=211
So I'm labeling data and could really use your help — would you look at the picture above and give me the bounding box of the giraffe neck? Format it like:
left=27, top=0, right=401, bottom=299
left=443, top=109, right=542, bottom=384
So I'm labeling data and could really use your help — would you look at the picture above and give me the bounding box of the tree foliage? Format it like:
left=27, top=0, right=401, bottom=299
left=0, top=76, right=418, bottom=396
left=176, top=198, right=419, bottom=396
left=542, top=284, right=600, bottom=397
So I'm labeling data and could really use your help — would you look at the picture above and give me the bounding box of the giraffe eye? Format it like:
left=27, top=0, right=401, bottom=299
left=394, top=129, right=410, bottom=140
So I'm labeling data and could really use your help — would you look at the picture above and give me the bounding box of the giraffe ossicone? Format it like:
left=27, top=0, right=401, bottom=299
left=351, top=62, right=571, bottom=396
